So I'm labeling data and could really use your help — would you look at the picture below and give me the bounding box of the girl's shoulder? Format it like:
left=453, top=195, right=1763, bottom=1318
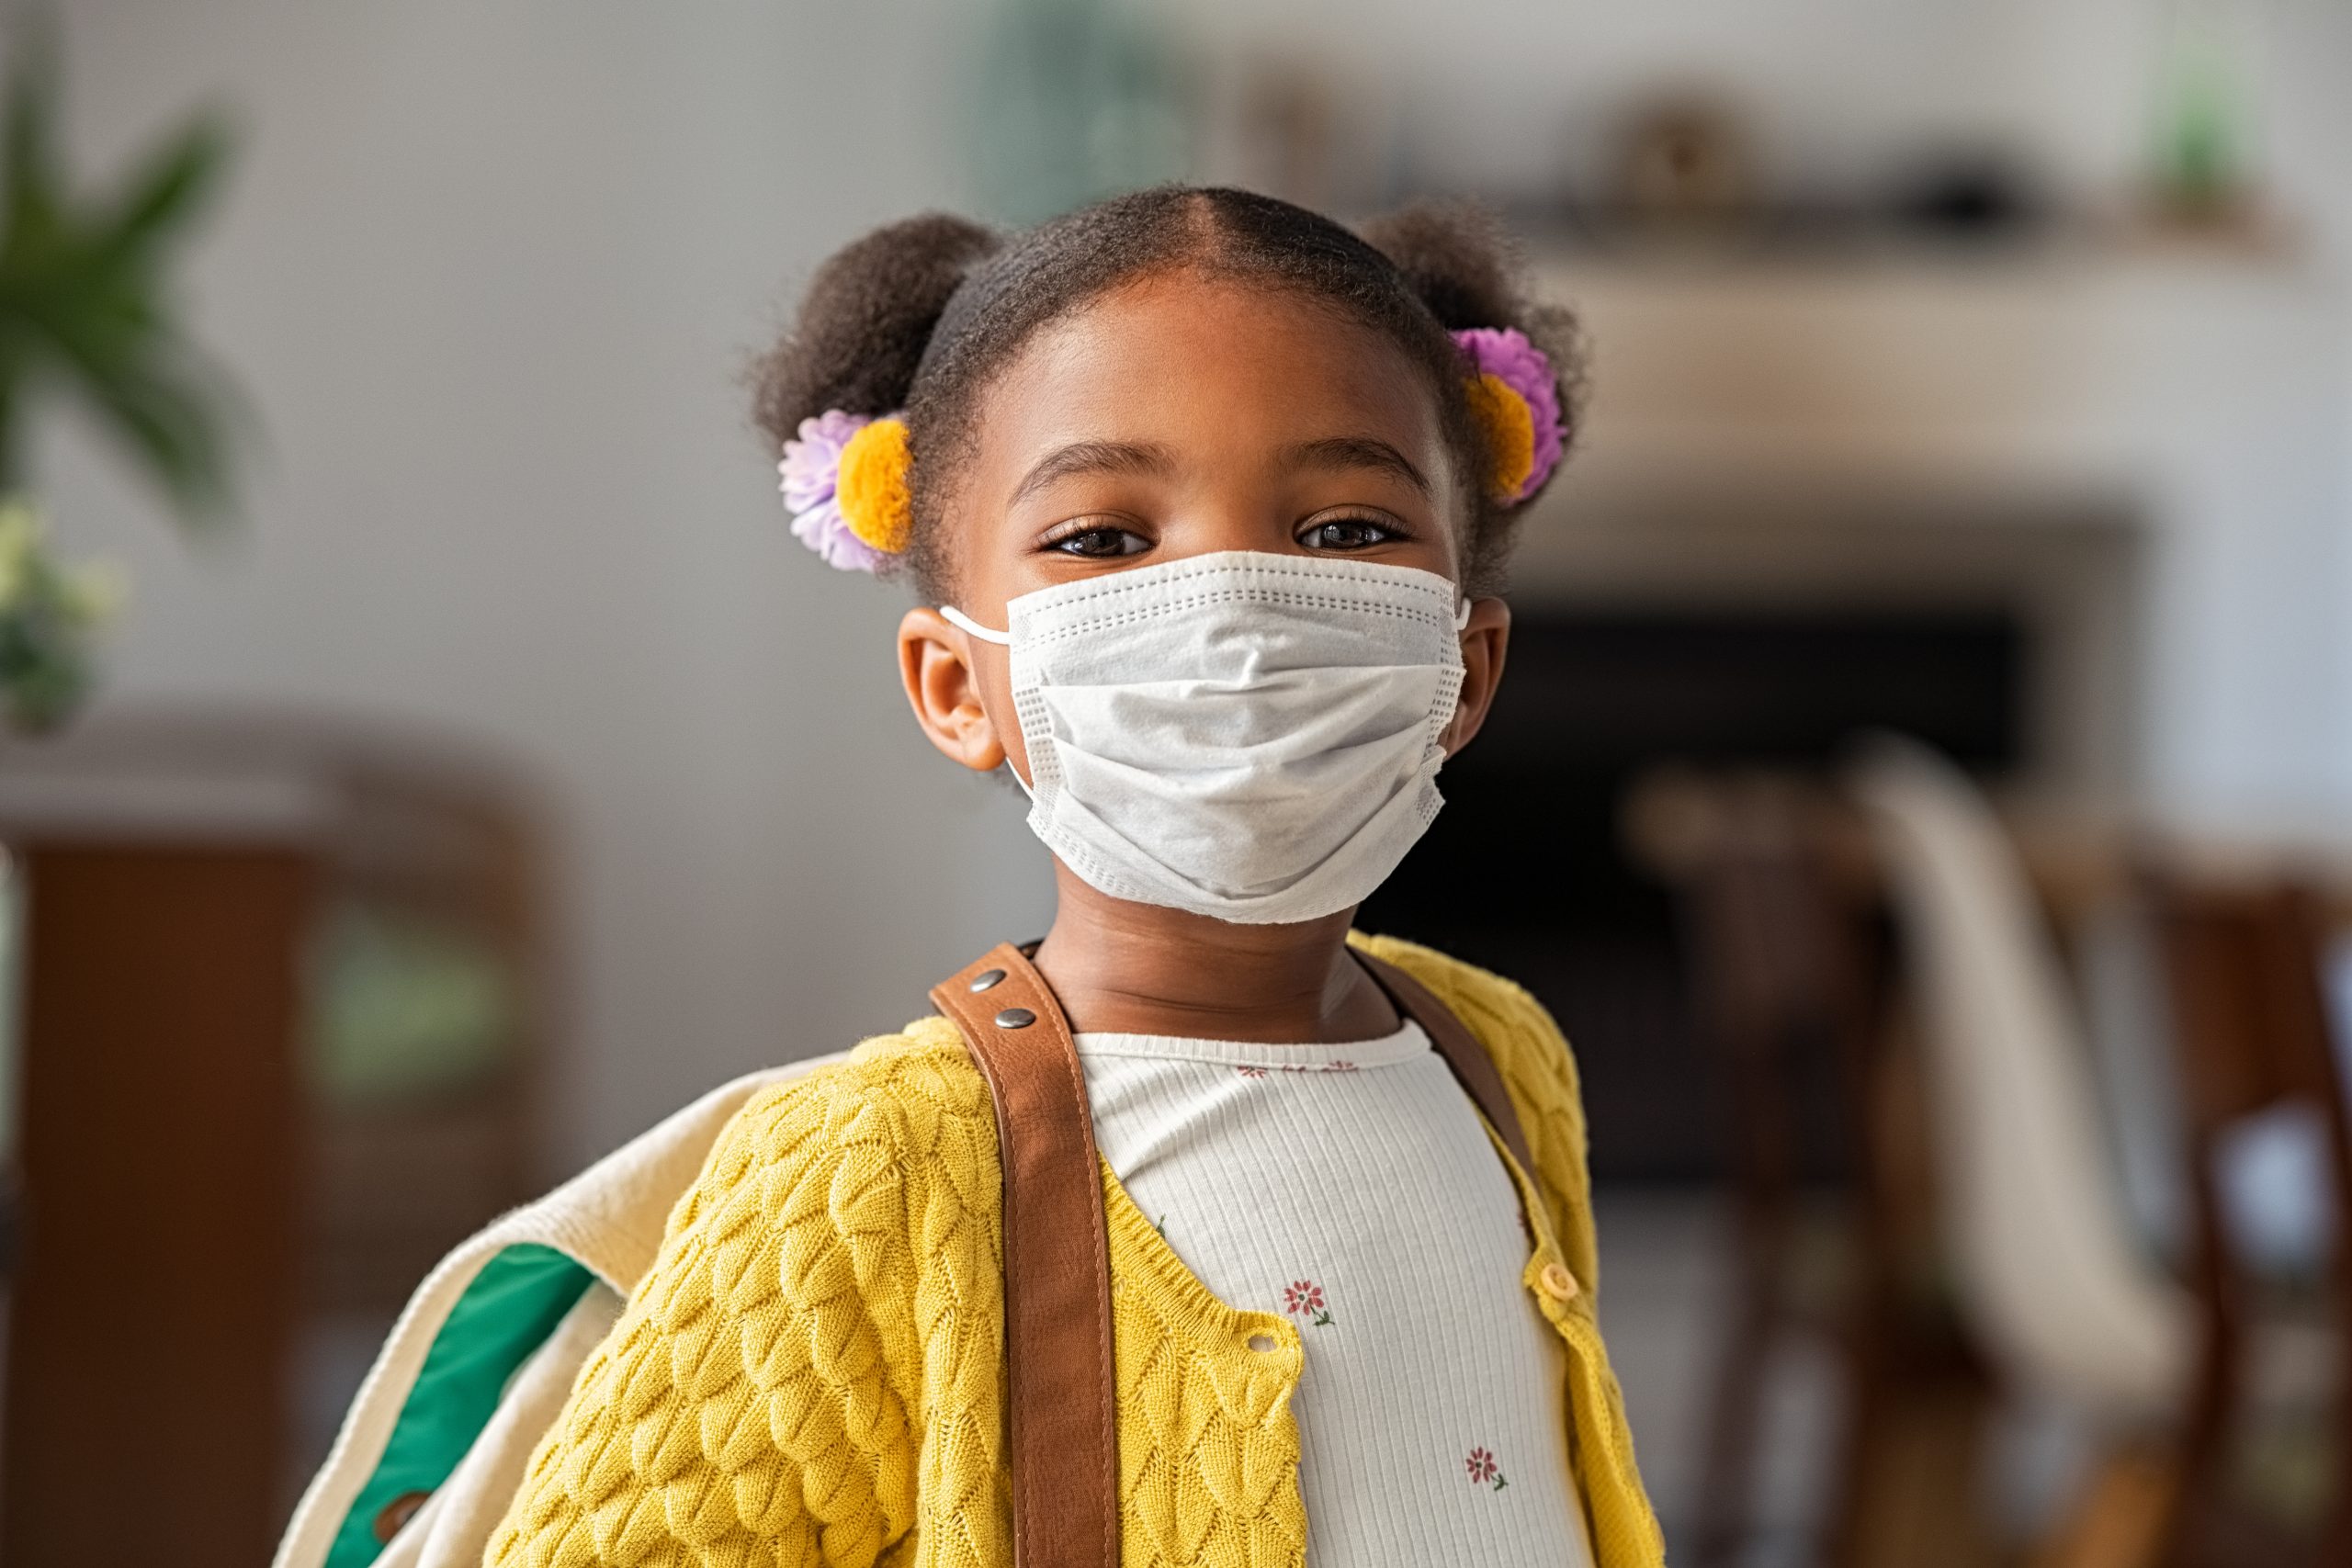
left=680, top=1015, right=999, bottom=1220
left=716, top=942, right=1583, bottom=1160
left=1348, top=930, right=1580, bottom=1086
left=1348, top=931, right=1599, bottom=1278
left=742, top=1013, right=989, bottom=1120
left=677, top=945, right=1590, bottom=1265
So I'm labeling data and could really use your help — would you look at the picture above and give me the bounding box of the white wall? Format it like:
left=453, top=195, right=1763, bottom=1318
left=42, top=0, right=1055, bottom=1172
left=35, top=1, right=2352, bottom=1171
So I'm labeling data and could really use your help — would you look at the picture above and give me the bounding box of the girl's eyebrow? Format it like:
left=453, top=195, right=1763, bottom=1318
left=1010, top=439, right=1177, bottom=505
left=1280, top=436, right=1430, bottom=499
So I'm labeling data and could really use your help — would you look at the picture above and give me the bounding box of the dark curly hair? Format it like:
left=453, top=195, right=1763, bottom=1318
left=752, top=186, right=1582, bottom=599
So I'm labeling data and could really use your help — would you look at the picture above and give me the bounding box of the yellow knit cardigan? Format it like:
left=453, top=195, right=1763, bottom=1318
left=485, top=935, right=1663, bottom=1568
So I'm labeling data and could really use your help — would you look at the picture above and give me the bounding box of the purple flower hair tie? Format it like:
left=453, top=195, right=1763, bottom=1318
left=1452, top=326, right=1568, bottom=502
left=779, top=410, right=891, bottom=573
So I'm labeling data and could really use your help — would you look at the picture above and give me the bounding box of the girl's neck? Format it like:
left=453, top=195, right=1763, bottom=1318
left=1030, top=862, right=1401, bottom=1043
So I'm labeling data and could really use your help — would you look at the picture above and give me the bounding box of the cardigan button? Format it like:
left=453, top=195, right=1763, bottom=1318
left=994, top=1007, right=1036, bottom=1030
left=1538, top=1262, right=1579, bottom=1302
left=969, top=968, right=1006, bottom=992
left=1247, top=1334, right=1278, bottom=1353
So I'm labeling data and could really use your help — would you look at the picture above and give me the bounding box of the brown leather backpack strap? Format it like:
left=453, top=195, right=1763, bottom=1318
left=1352, top=949, right=1536, bottom=1174
left=930, top=944, right=1118, bottom=1568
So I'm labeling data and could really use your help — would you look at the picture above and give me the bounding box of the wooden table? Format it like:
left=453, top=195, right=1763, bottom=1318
left=0, top=716, right=548, bottom=1568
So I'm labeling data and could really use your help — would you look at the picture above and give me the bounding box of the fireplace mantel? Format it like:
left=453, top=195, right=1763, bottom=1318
left=1520, top=243, right=2352, bottom=820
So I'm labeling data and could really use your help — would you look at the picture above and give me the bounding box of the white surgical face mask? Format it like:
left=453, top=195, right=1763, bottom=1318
left=942, top=549, right=1470, bottom=925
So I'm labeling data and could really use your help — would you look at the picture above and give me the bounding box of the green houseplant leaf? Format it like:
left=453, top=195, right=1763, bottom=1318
left=0, top=14, right=246, bottom=733
left=0, top=14, right=244, bottom=528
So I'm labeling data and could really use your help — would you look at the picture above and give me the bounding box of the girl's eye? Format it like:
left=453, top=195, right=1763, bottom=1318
left=1298, top=515, right=1398, bottom=551
left=1049, top=525, right=1150, bottom=558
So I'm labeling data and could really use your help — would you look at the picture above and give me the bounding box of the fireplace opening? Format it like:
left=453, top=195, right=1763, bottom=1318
left=1359, top=606, right=2028, bottom=1181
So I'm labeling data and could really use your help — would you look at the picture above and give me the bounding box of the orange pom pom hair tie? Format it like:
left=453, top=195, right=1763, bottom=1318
left=778, top=409, right=913, bottom=572
left=835, top=419, right=913, bottom=554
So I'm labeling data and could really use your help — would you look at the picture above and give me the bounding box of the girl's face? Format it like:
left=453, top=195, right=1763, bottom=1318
left=899, top=271, right=1512, bottom=782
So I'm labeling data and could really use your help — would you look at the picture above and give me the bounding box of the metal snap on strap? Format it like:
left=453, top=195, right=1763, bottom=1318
left=994, top=1007, right=1037, bottom=1030
left=969, top=968, right=1007, bottom=992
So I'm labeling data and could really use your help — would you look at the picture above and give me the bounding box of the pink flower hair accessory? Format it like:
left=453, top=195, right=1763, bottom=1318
left=778, top=408, right=914, bottom=572
left=1452, top=327, right=1568, bottom=503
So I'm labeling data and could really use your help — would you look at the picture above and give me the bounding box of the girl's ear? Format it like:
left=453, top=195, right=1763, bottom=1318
left=898, top=607, right=1012, bottom=773
left=1441, top=596, right=1511, bottom=757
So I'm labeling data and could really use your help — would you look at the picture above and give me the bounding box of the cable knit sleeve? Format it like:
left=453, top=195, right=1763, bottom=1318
left=483, top=1031, right=1007, bottom=1568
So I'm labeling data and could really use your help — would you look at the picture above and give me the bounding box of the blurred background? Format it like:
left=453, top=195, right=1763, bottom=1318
left=1, top=2, right=2348, bottom=1564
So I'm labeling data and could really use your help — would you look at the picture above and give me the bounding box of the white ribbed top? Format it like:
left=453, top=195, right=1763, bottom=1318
left=1072, top=1022, right=1592, bottom=1566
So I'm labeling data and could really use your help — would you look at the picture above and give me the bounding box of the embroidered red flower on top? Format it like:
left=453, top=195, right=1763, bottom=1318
left=1283, top=1280, right=1334, bottom=1325
left=1466, top=1447, right=1507, bottom=1490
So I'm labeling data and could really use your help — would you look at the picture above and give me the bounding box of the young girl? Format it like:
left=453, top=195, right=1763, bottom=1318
left=488, top=187, right=1657, bottom=1568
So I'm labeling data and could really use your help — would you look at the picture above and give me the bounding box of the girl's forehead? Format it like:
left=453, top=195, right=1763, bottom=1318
left=977, top=274, right=1446, bottom=461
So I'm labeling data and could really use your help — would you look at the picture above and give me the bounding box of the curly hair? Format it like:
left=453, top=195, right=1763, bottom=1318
left=752, top=186, right=1582, bottom=599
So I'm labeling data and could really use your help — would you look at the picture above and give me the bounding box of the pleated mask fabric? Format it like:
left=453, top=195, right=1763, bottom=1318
left=949, top=550, right=1467, bottom=924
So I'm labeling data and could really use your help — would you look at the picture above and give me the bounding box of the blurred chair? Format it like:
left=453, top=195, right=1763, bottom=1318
left=1631, top=769, right=1993, bottom=1568
left=2141, top=867, right=2351, bottom=1566
left=1850, top=739, right=2195, bottom=1568
left=1650, top=740, right=2350, bottom=1568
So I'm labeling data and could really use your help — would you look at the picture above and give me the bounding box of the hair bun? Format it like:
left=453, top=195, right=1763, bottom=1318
left=1359, top=201, right=1519, bottom=333
left=1363, top=200, right=1584, bottom=503
left=753, top=213, right=999, bottom=448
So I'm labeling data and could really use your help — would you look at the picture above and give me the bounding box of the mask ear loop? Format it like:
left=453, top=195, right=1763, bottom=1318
left=1455, top=599, right=1473, bottom=631
left=941, top=604, right=1013, bottom=645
